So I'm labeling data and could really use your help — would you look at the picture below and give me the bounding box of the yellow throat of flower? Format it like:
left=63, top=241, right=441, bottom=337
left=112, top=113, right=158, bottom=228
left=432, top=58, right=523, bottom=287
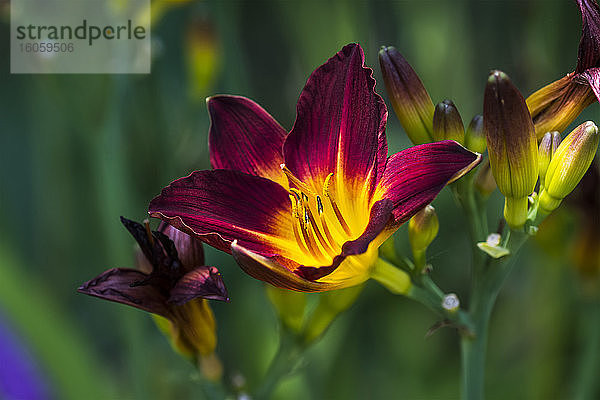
left=280, top=164, right=374, bottom=273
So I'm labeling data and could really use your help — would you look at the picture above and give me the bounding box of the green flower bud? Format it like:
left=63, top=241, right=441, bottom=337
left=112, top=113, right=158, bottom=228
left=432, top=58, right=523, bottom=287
left=379, top=46, right=435, bottom=144
left=539, top=121, right=599, bottom=214
left=465, top=115, right=486, bottom=153
left=538, top=131, right=561, bottom=189
left=474, top=160, right=497, bottom=198
left=484, top=70, right=539, bottom=229
left=408, top=205, right=439, bottom=252
left=303, top=285, right=363, bottom=344
left=433, top=100, right=465, bottom=144
left=265, top=285, right=306, bottom=333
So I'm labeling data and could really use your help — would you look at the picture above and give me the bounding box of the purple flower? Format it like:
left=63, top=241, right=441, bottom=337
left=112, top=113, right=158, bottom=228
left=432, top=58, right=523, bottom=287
left=149, top=44, right=480, bottom=292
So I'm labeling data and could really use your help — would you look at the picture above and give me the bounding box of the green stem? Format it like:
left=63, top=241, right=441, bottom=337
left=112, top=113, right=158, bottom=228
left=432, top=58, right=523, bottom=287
left=254, top=329, right=302, bottom=400
left=460, top=231, right=529, bottom=400
left=452, top=172, right=488, bottom=280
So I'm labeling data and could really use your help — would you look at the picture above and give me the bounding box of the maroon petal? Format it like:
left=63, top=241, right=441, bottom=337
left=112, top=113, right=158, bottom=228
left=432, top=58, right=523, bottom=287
left=168, top=266, right=229, bottom=304
left=579, top=67, right=600, bottom=101
left=149, top=169, right=299, bottom=258
left=77, top=268, right=170, bottom=317
left=576, top=0, right=600, bottom=73
left=283, top=43, right=388, bottom=196
left=208, top=95, right=288, bottom=187
left=377, top=140, right=481, bottom=223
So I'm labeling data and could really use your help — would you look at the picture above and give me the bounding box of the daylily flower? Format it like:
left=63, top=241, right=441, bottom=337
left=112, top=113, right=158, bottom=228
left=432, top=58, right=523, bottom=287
left=527, top=0, right=600, bottom=138
left=149, top=43, right=481, bottom=292
left=78, top=217, right=228, bottom=358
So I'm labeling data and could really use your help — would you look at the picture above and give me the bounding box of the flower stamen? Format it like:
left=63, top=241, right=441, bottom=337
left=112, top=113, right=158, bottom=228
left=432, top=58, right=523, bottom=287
left=323, top=173, right=352, bottom=236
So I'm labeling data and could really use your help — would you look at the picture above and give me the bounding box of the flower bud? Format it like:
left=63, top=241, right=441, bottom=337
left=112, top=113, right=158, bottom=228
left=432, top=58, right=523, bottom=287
left=474, top=160, right=497, bottom=198
left=538, top=131, right=561, bottom=189
left=408, top=205, right=439, bottom=252
left=379, top=46, right=434, bottom=144
left=303, top=285, right=363, bottom=344
left=484, top=70, right=539, bottom=229
left=539, top=121, right=599, bottom=213
left=433, top=100, right=465, bottom=144
left=465, top=115, right=486, bottom=153
left=265, top=285, right=306, bottom=333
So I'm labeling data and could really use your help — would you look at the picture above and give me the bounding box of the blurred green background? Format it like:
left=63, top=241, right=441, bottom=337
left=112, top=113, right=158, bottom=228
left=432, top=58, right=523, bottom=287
left=0, top=0, right=599, bottom=399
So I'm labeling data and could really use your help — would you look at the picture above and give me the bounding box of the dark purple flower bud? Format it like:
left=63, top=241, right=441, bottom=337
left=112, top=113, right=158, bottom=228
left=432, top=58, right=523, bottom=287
left=379, top=46, right=435, bottom=144
left=484, top=70, right=538, bottom=229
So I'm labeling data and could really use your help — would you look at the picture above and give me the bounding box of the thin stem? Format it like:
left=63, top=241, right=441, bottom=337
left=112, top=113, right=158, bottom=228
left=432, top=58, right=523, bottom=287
left=254, top=329, right=302, bottom=400
left=460, top=230, right=529, bottom=400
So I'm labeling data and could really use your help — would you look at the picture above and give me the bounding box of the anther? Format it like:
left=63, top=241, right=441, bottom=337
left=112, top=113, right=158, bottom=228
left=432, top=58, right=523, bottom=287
left=322, top=173, right=352, bottom=236
left=288, top=195, right=299, bottom=218
left=323, top=173, right=334, bottom=197
left=316, top=195, right=324, bottom=215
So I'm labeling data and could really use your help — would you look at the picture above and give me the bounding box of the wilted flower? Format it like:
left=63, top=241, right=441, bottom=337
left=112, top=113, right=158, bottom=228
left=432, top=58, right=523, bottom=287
left=379, top=46, right=435, bottom=144
left=149, top=44, right=480, bottom=293
left=526, top=0, right=600, bottom=138
left=484, top=70, right=539, bottom=229
left=539, top=121, right=599, bottom=214
left=78, top=217, right=228, bottom=359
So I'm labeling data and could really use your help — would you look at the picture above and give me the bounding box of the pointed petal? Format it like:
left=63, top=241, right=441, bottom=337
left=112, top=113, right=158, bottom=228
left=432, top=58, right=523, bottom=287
left=576, top=0, right=600, bottom=73
left=377, top=141, right=481, bottom=223
left=169, top=266, right=229, bottom=304
left=283, top=43, right=388, bottom=197
left=208, top=95, right=288, bottom=187
left=149, top=169, right=303, bottom=260
left=527, top=74, right=595, bottom=138
left=120, top=217, right=159, bottom=267
left=77, top=268, right=170, bottom=317
left=231, top=241, right=340, bottom=292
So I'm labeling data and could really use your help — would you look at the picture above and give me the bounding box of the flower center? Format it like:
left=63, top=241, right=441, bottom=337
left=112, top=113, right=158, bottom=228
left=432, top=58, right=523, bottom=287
left=280, top=164, right=354, bottom=264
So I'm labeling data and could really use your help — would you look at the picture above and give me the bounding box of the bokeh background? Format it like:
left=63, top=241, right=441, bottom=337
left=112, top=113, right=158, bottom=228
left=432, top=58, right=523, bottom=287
left=1, top=0, right=599, bottom=399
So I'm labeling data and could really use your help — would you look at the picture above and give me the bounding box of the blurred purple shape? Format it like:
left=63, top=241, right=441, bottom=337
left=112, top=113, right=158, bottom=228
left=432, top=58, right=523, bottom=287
left=0, top=311, right=51, bottom=400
